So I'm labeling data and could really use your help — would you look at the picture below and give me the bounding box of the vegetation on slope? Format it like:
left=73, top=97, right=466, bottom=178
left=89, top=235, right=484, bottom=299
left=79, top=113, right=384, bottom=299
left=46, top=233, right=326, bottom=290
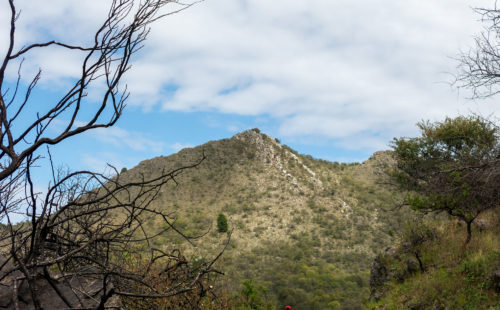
left=368, top=209, right=500, bottom=309
left=118, top=128, right=408, bottom=309
left=119, top=117, right=500, bottom=309
left=369, top=115, right=500, bottom=309
left=391, top=116, right=500, bottom=244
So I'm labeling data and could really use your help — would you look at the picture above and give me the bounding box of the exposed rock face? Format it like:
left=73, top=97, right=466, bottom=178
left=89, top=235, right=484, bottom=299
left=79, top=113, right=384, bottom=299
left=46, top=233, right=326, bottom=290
left=0, top=276, right=120, bottom=309
left=492, top=270, right=500, bottom=293
left=0, top=258, right=121, bottom=309
left=370, top=247, right=430, bottom=300
left=234, top=129, right=324, bottom=188
left=406, top=257, right=419, bottom=274
left=369, top=247, right=398, bottom=300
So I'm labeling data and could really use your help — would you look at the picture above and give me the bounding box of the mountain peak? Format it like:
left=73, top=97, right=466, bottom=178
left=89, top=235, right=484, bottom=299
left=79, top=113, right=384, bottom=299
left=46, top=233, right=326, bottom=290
left=115, top=130, right=402, bottom=309
left=232, top=128, right=279, bottom=145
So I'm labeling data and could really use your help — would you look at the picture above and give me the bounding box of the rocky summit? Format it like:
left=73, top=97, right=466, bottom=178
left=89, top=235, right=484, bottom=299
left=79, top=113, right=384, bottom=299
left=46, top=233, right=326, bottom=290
left=117, top=128, right=404, bottom=309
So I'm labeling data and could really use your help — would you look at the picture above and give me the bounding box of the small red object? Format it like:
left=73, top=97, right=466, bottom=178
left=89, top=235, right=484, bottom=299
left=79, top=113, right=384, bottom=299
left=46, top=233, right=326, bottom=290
left=285, top=306, right=292, bottom=310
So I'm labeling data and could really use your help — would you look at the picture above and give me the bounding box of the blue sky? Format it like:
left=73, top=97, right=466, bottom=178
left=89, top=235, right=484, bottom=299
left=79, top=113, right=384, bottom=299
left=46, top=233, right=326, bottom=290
left=1, top=0, right=499, bottom=183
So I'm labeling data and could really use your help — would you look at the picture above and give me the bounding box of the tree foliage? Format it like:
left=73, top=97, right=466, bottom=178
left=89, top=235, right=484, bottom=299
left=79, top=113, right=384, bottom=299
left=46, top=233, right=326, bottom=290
left=399, top=218, right=437, bottom=272
left=391, top=115, right=500, bottom=244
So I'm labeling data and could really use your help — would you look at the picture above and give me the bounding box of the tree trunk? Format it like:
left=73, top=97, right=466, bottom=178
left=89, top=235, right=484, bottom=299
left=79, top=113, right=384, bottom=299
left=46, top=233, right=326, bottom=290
left=466, top=220, right=472, bottom=245
left=415, top=252, right=425, bottom=272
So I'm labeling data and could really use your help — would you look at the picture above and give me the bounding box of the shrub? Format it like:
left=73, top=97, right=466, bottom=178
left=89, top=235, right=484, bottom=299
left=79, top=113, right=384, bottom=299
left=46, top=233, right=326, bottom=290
left=217, top=213, right=228, bottom=233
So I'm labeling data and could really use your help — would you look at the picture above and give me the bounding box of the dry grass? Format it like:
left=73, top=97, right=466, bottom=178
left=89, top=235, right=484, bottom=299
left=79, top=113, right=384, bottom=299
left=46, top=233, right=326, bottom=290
left=115, top=130, right=407, bottom=308
left=369, top=208, right=500, bottom=309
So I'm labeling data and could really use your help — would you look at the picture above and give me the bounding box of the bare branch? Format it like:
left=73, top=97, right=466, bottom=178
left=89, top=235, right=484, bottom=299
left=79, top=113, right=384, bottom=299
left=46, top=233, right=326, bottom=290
left=0, top=1, right=219, bottom=308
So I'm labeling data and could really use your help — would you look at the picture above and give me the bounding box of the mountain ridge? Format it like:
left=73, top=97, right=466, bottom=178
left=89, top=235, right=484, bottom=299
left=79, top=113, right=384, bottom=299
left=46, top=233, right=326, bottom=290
left=117, top=128, right=403, bottom=308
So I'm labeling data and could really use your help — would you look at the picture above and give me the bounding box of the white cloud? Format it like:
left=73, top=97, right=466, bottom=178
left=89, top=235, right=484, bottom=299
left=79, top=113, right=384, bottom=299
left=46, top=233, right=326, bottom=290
left=142, top=0, right=498, bottom=147
left=1, top=0, right=499, bottom=150
left=88, top=126, right=164, bottom=153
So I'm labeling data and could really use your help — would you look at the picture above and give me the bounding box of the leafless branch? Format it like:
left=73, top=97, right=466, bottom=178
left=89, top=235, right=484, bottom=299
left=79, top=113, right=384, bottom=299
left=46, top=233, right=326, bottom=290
left=455, top=2, right=500, bottom=98
left=0, top=0, right=222, bottom=309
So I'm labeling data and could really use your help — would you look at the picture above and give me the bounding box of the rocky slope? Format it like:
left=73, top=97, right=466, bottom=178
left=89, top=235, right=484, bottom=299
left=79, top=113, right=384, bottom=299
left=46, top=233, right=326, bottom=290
left=118, top=129, right=405, bottom=309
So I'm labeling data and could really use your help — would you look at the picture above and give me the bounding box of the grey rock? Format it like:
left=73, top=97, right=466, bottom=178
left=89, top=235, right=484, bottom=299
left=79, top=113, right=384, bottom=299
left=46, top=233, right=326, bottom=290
left=369, top=247, right=398, bottom=300
left=406, top=258, right=419, bottom=274
left=0, top=263, right=122, bottom=309
left=474, top=219, right=490, bottom=232
left=492, top=270, right=500, bottom=293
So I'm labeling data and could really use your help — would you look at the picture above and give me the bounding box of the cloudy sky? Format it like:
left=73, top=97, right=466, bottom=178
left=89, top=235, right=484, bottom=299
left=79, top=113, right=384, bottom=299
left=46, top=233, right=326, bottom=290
left=1, top=0, right=498, bottom=177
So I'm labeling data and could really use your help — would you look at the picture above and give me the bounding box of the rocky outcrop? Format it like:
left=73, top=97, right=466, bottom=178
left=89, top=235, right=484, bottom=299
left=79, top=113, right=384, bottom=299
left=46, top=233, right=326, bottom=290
left=234, top=129, right=324, bottom=188
left=492, top=270, right=500, bottom=293
left=370, top=247, right=425, bottom=300
left=369, top=247, right=398, bottom=300
left=0, top=257, right=121, bottom=309
left=406, top=257, right=419, bottom=274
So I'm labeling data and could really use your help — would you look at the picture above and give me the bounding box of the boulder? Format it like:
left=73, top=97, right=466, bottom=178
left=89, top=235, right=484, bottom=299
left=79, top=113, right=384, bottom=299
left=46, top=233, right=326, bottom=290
left=406, top=257, right=419, bottom=274
left=369, top=247, right=398, bottom=300
left=492, top=270, right=500, bottom=293
left=474, top=219, right=490, bottom=232
left=0, top=263, right=122, bottom=309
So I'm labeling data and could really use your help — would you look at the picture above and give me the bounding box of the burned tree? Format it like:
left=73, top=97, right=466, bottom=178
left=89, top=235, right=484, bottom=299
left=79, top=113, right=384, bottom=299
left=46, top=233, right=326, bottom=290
left=456, top=3, right=500, bottom=98
left=0, top=0, right=227, bottom=309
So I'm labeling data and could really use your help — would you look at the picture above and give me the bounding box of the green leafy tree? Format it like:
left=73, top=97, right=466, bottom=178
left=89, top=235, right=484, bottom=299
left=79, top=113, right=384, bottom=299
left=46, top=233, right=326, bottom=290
left=237, top=280, right=272, bottom=310
left=391, top=116, right=500, bottom=244
left=399, top=218, right=437, bottom=272
left=217, top=213, right=228, bottom=233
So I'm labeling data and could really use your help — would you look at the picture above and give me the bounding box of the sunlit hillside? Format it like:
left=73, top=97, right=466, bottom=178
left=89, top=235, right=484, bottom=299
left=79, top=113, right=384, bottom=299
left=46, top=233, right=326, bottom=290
left=117, top=129, right=408, bottom=309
